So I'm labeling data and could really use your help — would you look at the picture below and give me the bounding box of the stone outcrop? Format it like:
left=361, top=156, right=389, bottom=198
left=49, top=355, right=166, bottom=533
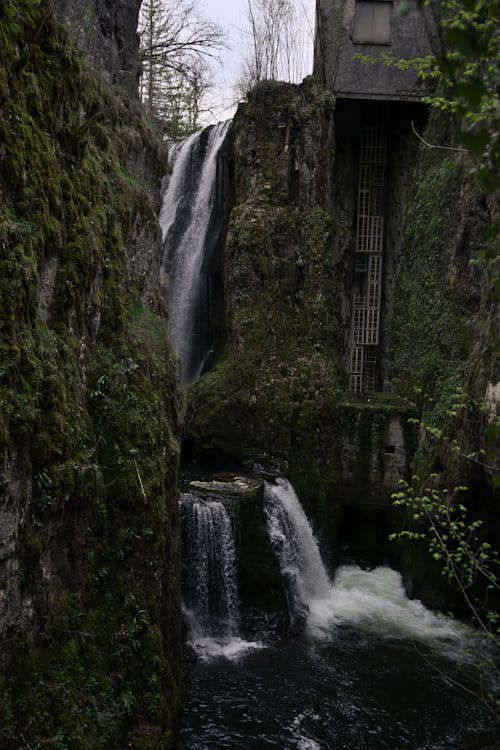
left=185, top=81, right=422, bottom=548
left=185, top=80, right=347, bottom=526
left=184, top=76, right=497, bottom=610
left=187, top=475, right=288, bottom=616
left=387, top=109, right=499, bottom=610
left=52, top=0, right=142, bottom=93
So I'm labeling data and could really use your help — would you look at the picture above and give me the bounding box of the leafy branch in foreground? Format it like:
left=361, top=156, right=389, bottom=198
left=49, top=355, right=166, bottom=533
left=390, top=381, right=500, bottom=708
left=391, top=477, right=500, bottom=636
left=391, top=474, right=500, bottom=714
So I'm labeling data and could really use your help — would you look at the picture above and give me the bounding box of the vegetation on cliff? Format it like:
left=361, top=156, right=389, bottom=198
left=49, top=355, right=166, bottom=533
left=0, top=1, right=182, bottom=746
left=386, top=0, right=499, bottom=676
left=185, top=81, right=351, bottom=525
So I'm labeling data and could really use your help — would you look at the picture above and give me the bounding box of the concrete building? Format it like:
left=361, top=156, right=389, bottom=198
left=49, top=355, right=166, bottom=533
left=315, top=0, right=440, bottom=101
left=314, top=1, right=440, bottom=394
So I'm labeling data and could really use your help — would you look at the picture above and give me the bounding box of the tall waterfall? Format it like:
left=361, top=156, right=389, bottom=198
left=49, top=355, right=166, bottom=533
left=160, top=120, right=231, bottom=384
left=264, top=478, right=331, bottom=624
left=181, top=493, right=239, bottom=639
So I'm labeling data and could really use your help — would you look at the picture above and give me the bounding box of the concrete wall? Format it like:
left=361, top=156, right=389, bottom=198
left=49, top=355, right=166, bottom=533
left=340, top=404, right=416, bottom=508
left=314, top=0, right=440, bottom=101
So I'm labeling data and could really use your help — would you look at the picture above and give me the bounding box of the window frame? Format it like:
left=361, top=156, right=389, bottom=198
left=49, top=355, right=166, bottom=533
left=351, top=0, right=394, bottom=46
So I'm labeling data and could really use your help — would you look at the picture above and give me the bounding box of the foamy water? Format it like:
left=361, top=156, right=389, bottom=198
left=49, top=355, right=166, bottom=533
left=307, top=564, right=466, bottom=646
left=264, top=478, right=468, bottom=651
left=187, top=635, right=264, bottom=662
left=182, top=478, right=491, bottom=748
left=290, top=711, right=322, bottom=749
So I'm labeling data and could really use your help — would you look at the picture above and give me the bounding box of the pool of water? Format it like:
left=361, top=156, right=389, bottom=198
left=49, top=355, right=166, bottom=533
left=181, top=566, right=493, bottom=750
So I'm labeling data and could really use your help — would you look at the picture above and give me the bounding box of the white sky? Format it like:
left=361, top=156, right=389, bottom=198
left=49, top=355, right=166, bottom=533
left=199, top=0, right=317, bottom=123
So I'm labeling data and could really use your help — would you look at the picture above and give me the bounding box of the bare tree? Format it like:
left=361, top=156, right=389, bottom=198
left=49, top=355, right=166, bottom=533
left=139, top=0, right=226, bottom=137
left=237, top=0, right=312, bottom=95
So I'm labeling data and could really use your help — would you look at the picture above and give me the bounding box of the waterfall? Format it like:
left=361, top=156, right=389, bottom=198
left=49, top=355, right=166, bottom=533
left=264, top=478, right=331, bottom=625
left=181, top=493, right=239, bottom=638
left=264, top=479, right=465, bottom=645
left=160, top=120, right=231, bottom=384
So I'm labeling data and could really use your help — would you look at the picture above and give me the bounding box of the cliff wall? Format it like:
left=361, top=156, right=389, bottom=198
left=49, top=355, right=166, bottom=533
left=388, top=110, right=499, bottom=609
left=184, top=82, right=424, bottom=553
left=184, top=80, right=349, bottom=538
left=52, top=0, right=142, bottom=93
left=185, top=79, right=497, bottom=593
left=0, top=2, right=182, bottom=746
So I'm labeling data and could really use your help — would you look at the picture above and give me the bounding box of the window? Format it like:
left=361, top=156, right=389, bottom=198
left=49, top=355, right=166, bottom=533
left=352, top=1, right=393, bottom=45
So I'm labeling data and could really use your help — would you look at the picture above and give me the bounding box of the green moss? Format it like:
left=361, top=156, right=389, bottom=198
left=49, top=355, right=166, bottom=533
left=185, top=81, right=347, bottom=527
left=388, top=125, right=492, bottom=492
left=388, top=111, right=496, bottom=608
left=187, top=202, right=345, bottom=466
left=0, top=2, right=181, bottom=747
left=389, top=143, right=483, bottom=429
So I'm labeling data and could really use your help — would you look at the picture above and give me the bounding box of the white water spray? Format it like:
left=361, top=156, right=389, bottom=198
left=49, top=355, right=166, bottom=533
left=181, top=493, right=239, bottom=637
left=309, top=564, right=465, bottom=644
left=265, top=478, right=465, bottom=647
left=264, top=478, right=331, bottom=623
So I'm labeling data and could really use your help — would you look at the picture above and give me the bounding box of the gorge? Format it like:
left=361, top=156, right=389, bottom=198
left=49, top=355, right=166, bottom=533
left=0, top=0, right=498, bottom=749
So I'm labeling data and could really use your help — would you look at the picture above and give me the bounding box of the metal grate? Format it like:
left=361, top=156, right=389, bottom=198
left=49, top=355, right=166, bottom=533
left=364, top=347, right=377, bottom=392
left=349, top=125, right=387, bottom=393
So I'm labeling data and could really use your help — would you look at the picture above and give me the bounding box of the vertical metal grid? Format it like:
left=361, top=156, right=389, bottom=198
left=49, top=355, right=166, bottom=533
left=350, top=346, right=364, bottom=394
left=349, top=125, right=387, bottom=393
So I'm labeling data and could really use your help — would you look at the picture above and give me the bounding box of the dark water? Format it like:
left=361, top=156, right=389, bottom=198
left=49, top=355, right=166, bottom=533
left=181, top=566, right=493, bottom=750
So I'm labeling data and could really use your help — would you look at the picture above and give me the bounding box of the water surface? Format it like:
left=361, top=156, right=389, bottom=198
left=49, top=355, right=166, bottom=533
left=182, top=565, right=491, bottom=750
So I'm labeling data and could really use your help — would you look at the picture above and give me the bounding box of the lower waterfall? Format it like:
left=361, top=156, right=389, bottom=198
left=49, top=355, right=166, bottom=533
left=264, top=478, right=331, bottom=625
left=180, top=493, right=262, bottom=660
left=182, top=477, right=491, bottom=748
left=264, top=477, right=463, bottom=642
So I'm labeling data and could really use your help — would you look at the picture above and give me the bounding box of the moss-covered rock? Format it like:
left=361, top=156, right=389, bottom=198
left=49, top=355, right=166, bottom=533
left=185, top=81, right=349, bottom=523
left=388, top=109, right=499, bottom=609
left=184, top=81, right=421, bottom=551
left=0, top=2, right=182, bottom=747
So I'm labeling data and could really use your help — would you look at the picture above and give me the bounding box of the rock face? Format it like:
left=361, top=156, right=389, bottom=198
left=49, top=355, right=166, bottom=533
left=185, top=81, right=420, bottom=547
left=387, top=110, right=499, bottom=610
left=185, top=80, right=346, bottom=529
left=0, top=3, right=182, bottom=746
left=52, top=0, right=142, bottom=93
left=184, top=76, right=496, bottom=611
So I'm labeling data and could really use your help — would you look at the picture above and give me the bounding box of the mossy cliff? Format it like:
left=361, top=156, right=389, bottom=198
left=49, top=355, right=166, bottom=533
left=185, top=80, right=497, bottom=604
left=185, top=82, right=420, bottom=549
left=0, top=2, right=182, bottom=746
left=185, top=80, right=349, bottom=530
left=388, top=110, right=499, bottom=609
